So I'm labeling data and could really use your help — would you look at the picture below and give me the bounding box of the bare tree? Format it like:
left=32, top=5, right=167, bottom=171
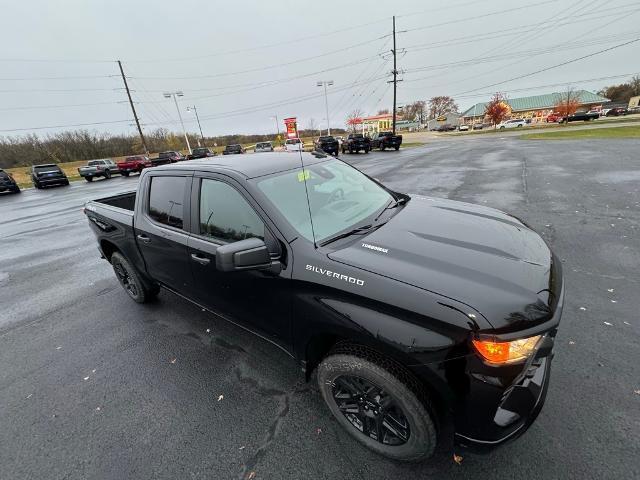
left=428, top=96, right=459, bottom=119
left=346, top=109, right=363, bottom=133
left=404, top=100, right=427, bottom=123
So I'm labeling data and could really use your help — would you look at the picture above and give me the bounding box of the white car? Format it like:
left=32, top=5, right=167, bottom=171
left=255, top=141, right=274, bottom=153
left=285, top=138, right=304, bottom=152
left=497, top=119, right=526, bottom=129
left=458, top=124, right=470, bottom=131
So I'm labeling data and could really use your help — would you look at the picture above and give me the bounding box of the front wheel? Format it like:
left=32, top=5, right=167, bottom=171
left=121, top=171, right=130, bottom=177
left=317, top=348, right=437, bottom=462
left=104, top=169, right=111, bottom=179
left=395, top=146, right=400, bottom=151
left=85, top=176, right=93, bottom=182
left=111, top=252, right=159, bottom=303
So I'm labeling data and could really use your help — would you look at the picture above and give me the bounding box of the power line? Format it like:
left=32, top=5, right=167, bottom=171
left=0, top=119, right=132, bottom=133
left=455, top=36, right=640, bottom=96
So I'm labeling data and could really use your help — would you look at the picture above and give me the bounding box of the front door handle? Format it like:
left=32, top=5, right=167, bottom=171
left=191, top=253, right=211, bottom=265
left=137, top=234, right=151, bottom=244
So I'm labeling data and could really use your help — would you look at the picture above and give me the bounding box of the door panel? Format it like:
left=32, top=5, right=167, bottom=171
left=187, top=176, right=292, bottom=346
left=134, top=173, right=193, bottom=291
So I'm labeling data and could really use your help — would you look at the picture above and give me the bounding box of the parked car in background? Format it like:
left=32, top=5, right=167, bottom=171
left=370, top=131, right=402, bottom=151
left=561, top=111, right=599, bottom=123
left=546, top=113, right=562, bottom=123
left=458, top=124, right=470, bottom=131
left=117, top=156, right=152, bottom=177
left=628, top=106, right=640, bottom=114
left=0, top=168, right=20, bottom=194
left=223, top=144, right=245, bottom=155
left=586, top=110, right=601, bottom=118
left=31, top=164, right=69, bottom=189
left=78, top=158, right=120, bottom=182
left=606, top=107, right=627, bottom=117
left=472, top=123, right=484, bottom=130
left=342, top=134, right=370, bottom=154
left=314, top=136, right=339, bottom=156
left=255, top=142, right=274, bottom=153
left=155, top=151, right=186, bottom=164
left=284, top=138, right=304, bottom=152
left=435, top=124, right=456, bottom=132
left=497, top=119, right=526, bottom=129
left=188, top=147, right=216, bottom=159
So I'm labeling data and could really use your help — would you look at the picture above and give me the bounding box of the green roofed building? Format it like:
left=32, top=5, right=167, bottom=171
left=460, top=90, right=609, bottom=124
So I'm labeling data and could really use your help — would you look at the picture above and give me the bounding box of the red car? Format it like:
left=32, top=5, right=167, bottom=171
left=116, top=155, right=152, bottom=177
left=546, top=113, right=562, bottom=123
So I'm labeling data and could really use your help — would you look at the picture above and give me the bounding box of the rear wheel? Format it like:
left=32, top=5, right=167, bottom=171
left=317, top=347, right=437, bottom=462
left=122, top=171, right=130, bottom=177
left=34, top=181, right=41, bottom=189
left=85, top=176, right=93, bottom=182
left=394, top=146, right=400, bottom=151
left=104, top=169, right=111, bottom=179
left=111, top=252, right=158, bottom=303
left=11, top=187, right=21, bottom=194
left=381, top=145, right=386, bottom=151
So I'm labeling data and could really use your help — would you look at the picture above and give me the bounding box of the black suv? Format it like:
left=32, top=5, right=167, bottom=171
left=31, top=163, right=69, bottom=189
left=223, top=144, right=245, bottom=155
left=314, top=136, right=339, bottom=156
left=0, top=169, right=20, bottom=194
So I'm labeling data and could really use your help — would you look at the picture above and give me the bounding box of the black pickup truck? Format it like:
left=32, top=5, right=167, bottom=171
left=342, top=134, right=371, bottom=154
left=84, top=153, right=563, bottom=462
left=313, top=136, right=340, bottom=156
left=0, top=168, right=20, bottom=193
left=370, top=131, right=402, bottom=151
left=561, top=111, right=599, bottom=123
left=187, top=147, right=216, bottom=160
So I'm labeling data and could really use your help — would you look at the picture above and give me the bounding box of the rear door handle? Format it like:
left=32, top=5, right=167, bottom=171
left=191, top=253, right=211, bottom=265
left=137, top=234, right=151, bottom=244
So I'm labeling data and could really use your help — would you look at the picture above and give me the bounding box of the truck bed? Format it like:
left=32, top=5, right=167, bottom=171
left=93, top=191, right=136, bottom=211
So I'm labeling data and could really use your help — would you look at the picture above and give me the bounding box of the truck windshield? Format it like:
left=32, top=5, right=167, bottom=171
left=256, top=159, right=392, bottom=243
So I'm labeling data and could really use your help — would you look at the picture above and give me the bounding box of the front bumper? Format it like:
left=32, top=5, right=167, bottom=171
left=453, top=334, right=555, bottom=452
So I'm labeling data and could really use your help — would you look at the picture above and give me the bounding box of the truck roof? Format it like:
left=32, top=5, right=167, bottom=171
left=152, top=152, right=330, bottom=179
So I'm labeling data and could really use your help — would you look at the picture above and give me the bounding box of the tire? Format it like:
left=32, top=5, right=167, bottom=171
left=64, top=180, right=70, bottom=186
left=317, top=347, right=437, bottom=462
left=85, top=176, right=93, bottom=182
left=34, top=181, right=41, bottom=189
left=517, top=124, right=522, bottom=128
left=499, top=126, right=505, bottom=129
left=381, top=145, right=386, bottom=151
left=104, top=169, right=111, bottom=179
left=122, top=171, right=130, bottom=177
left=111, top=252, right=159, bottom=303
left=394, top=146, right=400, bottom=151
left=11, top=187, right=21, bottom=194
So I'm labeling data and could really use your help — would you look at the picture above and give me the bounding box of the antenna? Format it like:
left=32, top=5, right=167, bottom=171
left=298, top=150, right=318, bottom=249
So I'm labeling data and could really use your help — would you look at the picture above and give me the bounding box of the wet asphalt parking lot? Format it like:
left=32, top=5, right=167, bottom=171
left=1, top=135, right=639, bottom=480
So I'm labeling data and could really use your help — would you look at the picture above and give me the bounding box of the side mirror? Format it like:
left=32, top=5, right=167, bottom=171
left=216, top=237, right=272, bottom=272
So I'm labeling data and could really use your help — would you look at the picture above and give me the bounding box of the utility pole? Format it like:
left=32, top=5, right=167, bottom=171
left=118, top=60, right=148, bottom=155
left=187, top=105, right=205, bottom=146
left=163, top=91, right=191, bottom=155
left=392, top=16, right=398, bottom=135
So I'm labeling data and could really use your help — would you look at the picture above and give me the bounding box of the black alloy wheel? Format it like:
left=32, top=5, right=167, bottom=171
left=111, top=252, right=158, bottom=303
left=318, top=351, right=437, bottom=461
left=331, top=375, right=410, bottom=446
left=104, top=169, right=111, bottom=179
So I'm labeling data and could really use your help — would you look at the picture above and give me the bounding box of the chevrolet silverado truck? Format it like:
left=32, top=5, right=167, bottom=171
left=116, top=155, right=152, bottom=177
left=78, top=158, right=120, bottom=182
left=187, top=147, right=216, bottom=159
left=84, top=152, right=564, bottom=462
left=342, top=134, right=371, bottom=154
left=370, top=131, right=402, bottom=151
left=313, top=136, right=339, bottom=156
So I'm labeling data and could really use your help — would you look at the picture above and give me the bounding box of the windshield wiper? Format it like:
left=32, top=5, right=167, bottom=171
left=319, top=224, right=376, bottom=247
left=372, top=196, right=407, bottom=223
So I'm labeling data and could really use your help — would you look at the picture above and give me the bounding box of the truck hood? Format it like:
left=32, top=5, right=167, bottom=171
left=328, top=195, right=562, bottom=332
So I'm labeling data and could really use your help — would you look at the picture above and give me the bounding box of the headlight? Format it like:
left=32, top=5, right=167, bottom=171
left=472, top=335, right=542, bottom=365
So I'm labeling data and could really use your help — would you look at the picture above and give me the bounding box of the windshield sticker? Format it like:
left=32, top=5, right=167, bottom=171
left=297, top=170, right=311, bottom=182
left=306, top=264, right=365, bottom=286
left=362, top=243, right=388, bottom=254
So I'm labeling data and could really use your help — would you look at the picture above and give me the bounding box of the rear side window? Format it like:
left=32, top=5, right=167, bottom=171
left=148, top=176, right=187, bottom=229
left=199, top=179, right=264, bottom=243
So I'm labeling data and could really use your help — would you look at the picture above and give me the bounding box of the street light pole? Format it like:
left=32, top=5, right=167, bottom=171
left=270, top=115, right=280, bottom=143
left=187, top=105, right=205, bottom=146
left=163, top=91, right=192, bottom=155
left=317, top=80, right=333, bottom=136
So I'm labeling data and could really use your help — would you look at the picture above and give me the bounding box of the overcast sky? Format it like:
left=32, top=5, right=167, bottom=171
left=1, top=0, right=639, bottom=138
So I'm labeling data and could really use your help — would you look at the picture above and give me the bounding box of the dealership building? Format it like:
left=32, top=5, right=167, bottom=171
left=460, top=90, right=609, bottom=124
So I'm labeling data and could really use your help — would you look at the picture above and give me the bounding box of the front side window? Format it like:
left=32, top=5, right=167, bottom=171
left=148, top=176, right=186, bottom=229
left=256, top=159, right=392, bottom=243
left=199, top=179, right=264, bottom=243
